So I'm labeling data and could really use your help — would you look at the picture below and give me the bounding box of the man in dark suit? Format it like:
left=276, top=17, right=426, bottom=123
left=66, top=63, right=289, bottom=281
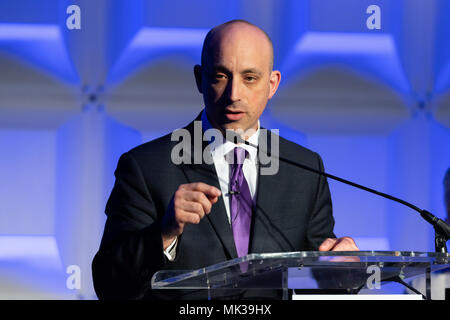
left=92, top=19, right=358, bottom=300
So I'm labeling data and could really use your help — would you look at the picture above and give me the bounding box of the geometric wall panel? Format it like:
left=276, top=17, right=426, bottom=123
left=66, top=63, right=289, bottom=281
left=0, top=23, right=78, bottom=84
left=281, top=32, right=410, bottom=95
left=434, top=92, right=450, bottom=130
left=0, top=53, right=79, bottom=129
left=271, top=67, right=409, bottom=134
left=108, top=27, right=207, bottom=86
left=106, top=59, right=204, bottom=133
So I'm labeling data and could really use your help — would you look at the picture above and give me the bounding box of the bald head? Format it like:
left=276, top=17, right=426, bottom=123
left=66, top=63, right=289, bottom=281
left=194, top=19, right=281, bottom=134
left=201, top=20, right=274, bottom=71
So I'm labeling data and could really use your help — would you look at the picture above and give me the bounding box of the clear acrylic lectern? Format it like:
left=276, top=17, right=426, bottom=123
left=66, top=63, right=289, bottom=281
left=151, top=251, right=449, bottom=300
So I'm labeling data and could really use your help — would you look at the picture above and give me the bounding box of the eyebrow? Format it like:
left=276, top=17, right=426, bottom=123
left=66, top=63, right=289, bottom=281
left=212, top=65, right=263, bottom=76
left=241, top=68, right=263, bottom=76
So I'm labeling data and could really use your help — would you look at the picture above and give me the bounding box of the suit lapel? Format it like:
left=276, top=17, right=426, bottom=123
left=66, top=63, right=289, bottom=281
left=179, top=117, right=238, bottom=260
left=250, top=129, right=293, bottom=253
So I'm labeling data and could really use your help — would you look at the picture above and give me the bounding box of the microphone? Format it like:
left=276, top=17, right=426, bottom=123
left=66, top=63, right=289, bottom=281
left=226, top=131, right=450, bottom=253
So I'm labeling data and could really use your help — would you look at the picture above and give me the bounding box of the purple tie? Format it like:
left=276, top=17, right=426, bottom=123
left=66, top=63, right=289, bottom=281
left=230, top=147, right=253, bottom=258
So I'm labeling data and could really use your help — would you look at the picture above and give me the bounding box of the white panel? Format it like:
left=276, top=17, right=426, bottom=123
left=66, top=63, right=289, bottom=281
left=292, top=294, right=422, bottom=300
left=0, top=129, right=55, bottom=234
left=0, top=235, right=76, bottom=299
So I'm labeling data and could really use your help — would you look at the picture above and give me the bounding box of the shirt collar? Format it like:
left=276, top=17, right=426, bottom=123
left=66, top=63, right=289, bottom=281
left=201, top=109, right=260, bottom=164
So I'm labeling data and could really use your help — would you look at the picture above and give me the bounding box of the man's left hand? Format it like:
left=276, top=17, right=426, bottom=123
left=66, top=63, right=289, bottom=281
left=319, top=237, right=359, bottom=251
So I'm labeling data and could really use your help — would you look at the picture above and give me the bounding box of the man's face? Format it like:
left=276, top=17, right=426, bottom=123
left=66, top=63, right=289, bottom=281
left=195, top=24, right=280, bottom=135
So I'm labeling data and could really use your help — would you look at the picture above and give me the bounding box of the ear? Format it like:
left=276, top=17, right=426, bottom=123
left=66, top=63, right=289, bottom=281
left=193, top=65, right=203, bottom=94
left=268, top=70, right=281, bottom=100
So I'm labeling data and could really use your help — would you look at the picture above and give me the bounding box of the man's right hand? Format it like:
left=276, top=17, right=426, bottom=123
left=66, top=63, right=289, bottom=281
left=161, top=182, right=221, bottom=250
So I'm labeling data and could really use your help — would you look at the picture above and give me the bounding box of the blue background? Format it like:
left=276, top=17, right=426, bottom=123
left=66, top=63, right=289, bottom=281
left=0, top=0, right=449, bottom=299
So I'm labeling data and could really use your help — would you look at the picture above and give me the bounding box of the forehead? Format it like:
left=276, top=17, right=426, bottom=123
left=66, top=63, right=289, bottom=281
left=204, top=24, right=272, bottom=71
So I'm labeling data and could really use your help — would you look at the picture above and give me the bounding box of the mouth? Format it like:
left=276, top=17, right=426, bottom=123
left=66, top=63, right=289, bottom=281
left=224, top=109, right=245, bottom=121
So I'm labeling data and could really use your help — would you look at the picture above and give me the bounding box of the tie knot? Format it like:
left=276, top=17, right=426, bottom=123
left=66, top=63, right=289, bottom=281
left=233, top=147, right=248, bottom=165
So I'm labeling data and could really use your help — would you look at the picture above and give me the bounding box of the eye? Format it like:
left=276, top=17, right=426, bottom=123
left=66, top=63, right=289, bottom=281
left=244, top=75, right=257, bottom=82
left=215, top=73, right=227, bottom=80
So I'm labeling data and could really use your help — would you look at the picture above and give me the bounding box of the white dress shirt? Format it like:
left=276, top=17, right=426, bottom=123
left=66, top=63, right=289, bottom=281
left=163, top=110, right=260, bottom=260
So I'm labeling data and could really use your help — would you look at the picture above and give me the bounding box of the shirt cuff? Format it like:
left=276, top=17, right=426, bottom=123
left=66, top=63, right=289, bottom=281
left=163, top=237, right=178, bottom=261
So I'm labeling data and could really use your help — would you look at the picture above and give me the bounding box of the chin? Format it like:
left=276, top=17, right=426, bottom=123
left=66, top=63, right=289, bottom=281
left=222, top=123, right=246, bottom=132
left=224, top=124, right=258, bottom=138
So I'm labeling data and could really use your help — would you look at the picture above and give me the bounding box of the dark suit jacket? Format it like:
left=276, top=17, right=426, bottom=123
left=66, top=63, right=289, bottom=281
left=92, top=115, right=335, bottom=300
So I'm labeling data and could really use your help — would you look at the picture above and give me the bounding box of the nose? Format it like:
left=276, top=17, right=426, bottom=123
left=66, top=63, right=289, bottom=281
left=225, top=76, right=242, bottom=103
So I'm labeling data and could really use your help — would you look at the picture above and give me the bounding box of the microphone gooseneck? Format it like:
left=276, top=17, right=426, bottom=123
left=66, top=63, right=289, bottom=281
left=226, top=131, right=450, bottom=253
